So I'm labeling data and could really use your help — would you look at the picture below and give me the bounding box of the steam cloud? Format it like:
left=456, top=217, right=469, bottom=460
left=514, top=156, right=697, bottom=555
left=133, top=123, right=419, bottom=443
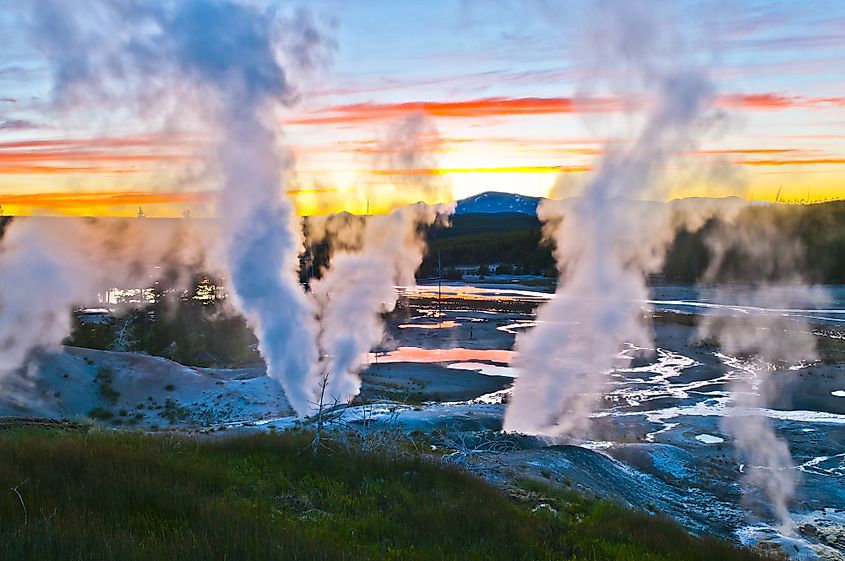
left=372, top=113, right=452, bottom=208
left=311, top=204, right=445, bottom=403
left=697, top=218, right=828, bottom=530
left=502, top=1, right=822, bottom=529
left=0, top=217, right=206, bottom=385
left=310, top=115, right=453, bottom=405
left=0, top=220, right=93, bottom=377
left=3, top=3, right=448, bottom=417
left=505, top=1, right=717, bottom=435
left=5, top=0, right=332, bottom=414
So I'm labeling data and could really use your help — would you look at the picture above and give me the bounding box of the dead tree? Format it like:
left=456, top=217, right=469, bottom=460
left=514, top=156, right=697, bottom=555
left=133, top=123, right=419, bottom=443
left=10, top=479, right=28, bottom=527
left=310, top=370, right=332, bottom=456
left=433, top=424, right=519, bottom=467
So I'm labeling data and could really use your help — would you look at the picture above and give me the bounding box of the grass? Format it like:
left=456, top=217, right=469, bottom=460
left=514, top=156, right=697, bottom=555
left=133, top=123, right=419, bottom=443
left=0, top=429, right=783, bottom=561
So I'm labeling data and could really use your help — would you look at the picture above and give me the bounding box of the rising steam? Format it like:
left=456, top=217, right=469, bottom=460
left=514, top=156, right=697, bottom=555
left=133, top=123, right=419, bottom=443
left=0, top=220, right=93, bottom=377
left=698, top=218, right=828, bottom=530
left=10, top=0, right=331, bottom=414
left=371, top=113, right=452, bottom=208
left=311, top=204, right=446, bottom=403
left=310, top=115, right=453, bottom=405
left=505, top=1, right=716, bottom=435
left=0, top=217, right=206, bottom=384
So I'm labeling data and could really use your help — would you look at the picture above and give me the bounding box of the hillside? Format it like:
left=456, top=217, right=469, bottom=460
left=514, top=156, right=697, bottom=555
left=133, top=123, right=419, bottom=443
left=421, top=199, right=845, bottom=283
left=0, top=429, right=780, bottom=561
left=419, top=212, right=554, bottom=277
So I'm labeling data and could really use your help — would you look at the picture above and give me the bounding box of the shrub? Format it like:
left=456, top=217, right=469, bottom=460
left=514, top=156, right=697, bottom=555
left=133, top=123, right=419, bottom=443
left=87, top=408, right=113, bottom=421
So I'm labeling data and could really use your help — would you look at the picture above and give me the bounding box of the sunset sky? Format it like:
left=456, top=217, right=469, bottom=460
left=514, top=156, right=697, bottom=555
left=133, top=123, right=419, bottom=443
left=1, top=0, right=844, bottom=216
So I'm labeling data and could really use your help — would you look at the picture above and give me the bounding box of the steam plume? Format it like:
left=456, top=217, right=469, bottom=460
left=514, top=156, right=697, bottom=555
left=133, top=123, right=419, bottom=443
left=504, top=0, right=716, bottom=435
left=311, top=204, right=446, bottom=403
left=0, top=217, right=207, bottom=383
left=0, top=220, right=92, bottom=377
left=310, top=115, right=453, bottom=404
left=18, top=0, right=331, bottom=414
left=698, top=217, right=828, bottom=530
left=371, top=113, right=452, bottom=208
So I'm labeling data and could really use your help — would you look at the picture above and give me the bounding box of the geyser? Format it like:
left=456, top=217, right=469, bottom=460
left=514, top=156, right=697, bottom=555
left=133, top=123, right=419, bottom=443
left=309, top=114, right=453, bottom=406
left=0, top=217, right=206, bottom=385
left=23, top=0, right=332, bottom=414
left=697, top=217, right=829, bottom=531
left=504, top=0, right=717, bottom=435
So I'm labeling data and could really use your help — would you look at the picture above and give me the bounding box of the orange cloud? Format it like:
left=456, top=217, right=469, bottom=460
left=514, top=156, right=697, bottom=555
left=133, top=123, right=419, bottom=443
left=310, top=136, right=613, bottom=157
left=0, top=134, right=195, bottom=151
left=444, top=136, right=612, bottom=146
left=288, top=93, right=845, bottom=127
left=696, top=148, right=803, bottom=155
left=0, top=188, right=343, bottom=215
left=285, top=188, right=339, bottom=195
left=0, top=190, right=215, bottom=213
left=0, top=165, right=132, bottom=175
left=0, top=133, right=198, bottom=174
left=287, top=97, right=621, bottom=125
left=719, top=93, right=799, bottom=109
left=0, top=151, right=191, bottom=163
left=719, top=93, right=845, bottom=110
left=370, top=165, right=591, bottom=175
left=738, top=158, right=845, bottom=166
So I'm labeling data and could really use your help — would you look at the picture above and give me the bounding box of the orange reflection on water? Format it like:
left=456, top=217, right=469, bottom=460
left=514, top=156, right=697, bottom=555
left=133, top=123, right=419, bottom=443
left=397, top=321, right=460, bottom=329
left=369, top=346, right=514, bottom=364
left=402, top=285, right=551, bottom=303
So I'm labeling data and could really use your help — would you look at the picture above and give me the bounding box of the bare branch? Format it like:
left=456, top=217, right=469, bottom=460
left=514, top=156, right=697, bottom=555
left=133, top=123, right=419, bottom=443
left=11, top=479, right=29, bottom=527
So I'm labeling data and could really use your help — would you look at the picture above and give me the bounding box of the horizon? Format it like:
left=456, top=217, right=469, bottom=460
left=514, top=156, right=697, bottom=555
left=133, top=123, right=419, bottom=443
left=0, top=189, right=829, bottom=220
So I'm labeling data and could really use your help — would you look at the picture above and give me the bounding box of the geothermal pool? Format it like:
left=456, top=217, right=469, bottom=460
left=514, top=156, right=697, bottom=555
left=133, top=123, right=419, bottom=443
left=404, top=282, right=845, bottom=325
left=369, top=282, right=845, bottom=558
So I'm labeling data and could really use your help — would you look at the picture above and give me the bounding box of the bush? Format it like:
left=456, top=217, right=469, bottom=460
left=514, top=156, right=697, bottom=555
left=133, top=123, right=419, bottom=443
left=95, top=367, right=120, bottom=405
left=160, top=398, right=190, bottom=424
left=87, top=408, right=114, bottom=421
left=443, top=267, right=463, bottom=281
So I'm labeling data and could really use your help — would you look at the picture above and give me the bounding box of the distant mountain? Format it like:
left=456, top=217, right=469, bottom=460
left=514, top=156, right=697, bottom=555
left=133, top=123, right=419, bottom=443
left=455, top=191, right=541, bottom=215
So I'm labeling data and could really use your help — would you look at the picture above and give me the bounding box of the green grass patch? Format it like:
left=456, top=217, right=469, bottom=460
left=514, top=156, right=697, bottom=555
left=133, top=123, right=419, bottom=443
left=0, top=430, right=782, bottom=561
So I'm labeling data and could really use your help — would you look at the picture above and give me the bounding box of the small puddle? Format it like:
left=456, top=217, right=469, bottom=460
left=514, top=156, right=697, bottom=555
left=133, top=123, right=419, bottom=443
left=496, top=321, right=539, bottom=334
left=369, top=346, right=515, bottom=364
left=447, top=362, right=517, bottom=378
left=695, top=434, right=724, bottom=444
left=402, top=284, right=552, bottom=303
left=398, top=321, right=460, bottom=329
